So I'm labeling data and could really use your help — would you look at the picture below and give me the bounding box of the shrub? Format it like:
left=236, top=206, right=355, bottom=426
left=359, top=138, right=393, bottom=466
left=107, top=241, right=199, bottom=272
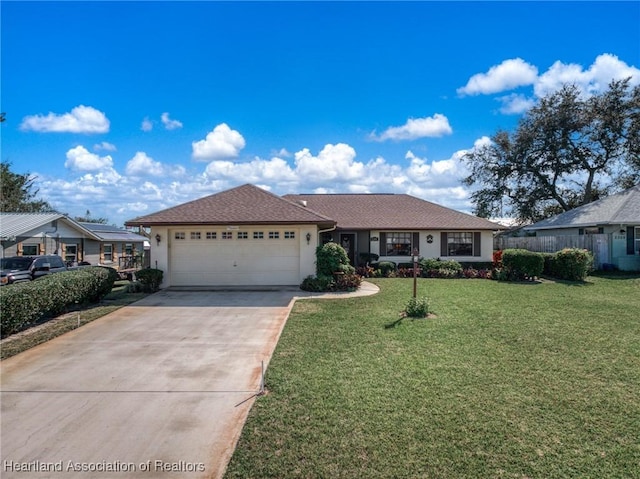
left=548, top=248, right=594, bottom=281
left=462, top=268, right=479, bottom=278
left=372, top=261, right=396, bottom=277
left=396, top=267, right=422, bottom=278
left=334, top=272, right=363, bottom=291
left=403, top=297, right=429, bottom=318
left=501, top=249, right=544, bottom=280
left=358, top=252, right=379, bottom=266
left=493, top=250, right=503, bottom=268
left=300, top=275, right=334, bottom=292
left=355, top=265, right=374, bottom=278
left=0, top=267, right=116, bottom=337
left=316, top=242, right=354, bottom=276
left=135, top=268, right=164, bottom=292
left=419, top=258, right=462, bottom=276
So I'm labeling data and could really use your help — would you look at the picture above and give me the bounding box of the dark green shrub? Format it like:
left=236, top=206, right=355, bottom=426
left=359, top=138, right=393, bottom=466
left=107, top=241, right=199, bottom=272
left=358, top=252, right=379, bottom=265
left=549, top=248, right=594, bottom=281
left=300, top=275, right=334, bottom=292
left=0, top=267, right=116, bottom=337
left=372, top=261, right=396, bottom=277
left=316, top=242, right=354, bottom=276
left=135, top=268, right=164, bottom=292
left=404, top=297, right=429, bottom=318
left=501, top=249, right=544, bottom=280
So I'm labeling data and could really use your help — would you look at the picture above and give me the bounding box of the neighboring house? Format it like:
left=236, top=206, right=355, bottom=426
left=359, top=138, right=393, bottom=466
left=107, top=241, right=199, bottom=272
left=78, top=222, right=150, bottom=270
left=0, top=213, right=148, bottom=271
left=126, top=184, right=501, bottom=288
left=523, top=185, right=640, bottom=271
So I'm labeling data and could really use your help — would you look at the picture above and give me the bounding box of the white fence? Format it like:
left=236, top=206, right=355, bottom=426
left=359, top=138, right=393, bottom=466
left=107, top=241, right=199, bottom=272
left=494, top=234, right=610, bottom=269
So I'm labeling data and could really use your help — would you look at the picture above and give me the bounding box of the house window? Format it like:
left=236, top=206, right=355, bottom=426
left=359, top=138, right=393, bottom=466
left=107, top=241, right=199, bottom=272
left=103, top=244, right=113, bottom=262
left=222, top=232, right=233, bottom=240
left=445, top=232, right=473, bottom=256
left=22, top=245, right=38, bottom=256
left=636, top=227, right=640, bottom=254
left=190, top=232, right=201, bottom=240
left=237, top=231, right=248, bottom=239
left=124, top=243, right=133, bottom=255
left=206, top=232, right=217, bottom=240
left=385, top=232, right=413, bottom=256
left=174, top=232, right=185, bottom=240
left=269, top=231, right=280, bottom=239
left=65, top=244, right=78, bottom=263
left=253, top=231, right=264, bottom=239
left=284, top=231, right=296, bottom=239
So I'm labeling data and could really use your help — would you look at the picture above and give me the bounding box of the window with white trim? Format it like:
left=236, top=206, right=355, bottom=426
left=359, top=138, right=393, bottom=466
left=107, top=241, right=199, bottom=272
left=174, top=232, right=185, bottom=240
left=190, top=232, right=201, bottom=240
left=253, top=231, right=264, bottom=239
left=385, top=232, right=412, bottom=256
left=269, top=231, right=280, bottom=239
left=446, top=232, right=473, bottom=256
left=284, top=231, right=296, bottom=239
left=103, top=244, right=113, bottom=262
left=237, top=232, right=248, bottom=239
left=222, top=232, right=233, bottom=239
left=206, top=232, right=217, bottom=240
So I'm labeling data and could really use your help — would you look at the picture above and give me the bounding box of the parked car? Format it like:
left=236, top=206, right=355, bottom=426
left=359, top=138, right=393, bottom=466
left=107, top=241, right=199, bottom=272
left=0, top=255, right=68, bottom=285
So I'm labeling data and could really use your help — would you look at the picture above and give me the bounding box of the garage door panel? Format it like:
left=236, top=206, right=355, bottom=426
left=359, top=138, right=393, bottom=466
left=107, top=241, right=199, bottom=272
left=169, top=229, right=301, bottom=286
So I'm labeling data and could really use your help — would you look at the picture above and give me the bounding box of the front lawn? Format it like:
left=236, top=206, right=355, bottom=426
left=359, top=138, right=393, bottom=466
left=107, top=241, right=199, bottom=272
left=225, top=276, right=640, bottom=478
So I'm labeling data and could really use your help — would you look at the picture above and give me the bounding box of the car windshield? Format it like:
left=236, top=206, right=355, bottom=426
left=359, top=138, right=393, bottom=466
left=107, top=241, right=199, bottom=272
left=0, top=258, right=33, bottom=270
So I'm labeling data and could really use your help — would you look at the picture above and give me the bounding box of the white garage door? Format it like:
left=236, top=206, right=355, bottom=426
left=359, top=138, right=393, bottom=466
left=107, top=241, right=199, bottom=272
left=169, top=228, right=301, bottom=286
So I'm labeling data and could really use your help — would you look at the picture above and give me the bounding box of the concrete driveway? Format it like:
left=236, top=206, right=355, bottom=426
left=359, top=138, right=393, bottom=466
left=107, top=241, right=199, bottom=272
left=0, top=290, right=298, bottom=479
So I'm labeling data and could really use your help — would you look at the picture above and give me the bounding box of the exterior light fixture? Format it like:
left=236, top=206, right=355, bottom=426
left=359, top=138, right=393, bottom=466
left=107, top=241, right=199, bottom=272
left=155, top=233, right=161, bottom=245
left=426, top=234, right=434, bottom=244
left=306, top=232, right=312, bottom=244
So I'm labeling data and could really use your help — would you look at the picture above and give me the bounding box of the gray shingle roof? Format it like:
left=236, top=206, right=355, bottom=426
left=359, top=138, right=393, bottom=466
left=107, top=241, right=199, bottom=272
left=525, top=185, right=640, bottom=230
left=125, top=184, right=336, bottom=227
left=284, top=193, right=502, bottom=230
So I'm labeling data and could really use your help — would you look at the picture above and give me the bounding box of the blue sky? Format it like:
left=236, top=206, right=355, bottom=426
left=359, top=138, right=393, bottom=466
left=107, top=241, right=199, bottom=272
left=2, top=1, right=639, bottom=227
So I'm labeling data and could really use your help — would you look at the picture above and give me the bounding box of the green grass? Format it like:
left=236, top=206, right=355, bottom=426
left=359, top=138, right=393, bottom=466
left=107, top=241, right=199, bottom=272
left=0, top=281, right=149, bottom=360
left=225, top=276, right=640, bottom=478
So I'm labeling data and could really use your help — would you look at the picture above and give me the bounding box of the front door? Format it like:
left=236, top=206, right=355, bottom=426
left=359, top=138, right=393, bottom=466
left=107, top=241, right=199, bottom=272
left=340, top=233, right=356, bottom=266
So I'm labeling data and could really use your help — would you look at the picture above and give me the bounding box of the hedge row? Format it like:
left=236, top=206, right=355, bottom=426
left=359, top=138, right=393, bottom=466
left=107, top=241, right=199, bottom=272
left=494, top=248, right=594, bottom=281
left=0, top=266, right=117, bottom=337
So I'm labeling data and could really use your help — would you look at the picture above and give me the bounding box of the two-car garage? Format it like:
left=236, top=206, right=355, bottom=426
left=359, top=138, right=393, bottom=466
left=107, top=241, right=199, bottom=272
left=169, top=227, right=302, bottom=286
left=126, top=184, right=335, bottom=288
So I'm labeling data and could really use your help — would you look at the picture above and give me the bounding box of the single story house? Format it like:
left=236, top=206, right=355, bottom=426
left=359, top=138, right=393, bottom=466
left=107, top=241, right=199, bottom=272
left=283, top=192, right=500, bottom=267
left=125, top=184, right=501, bottom=288
left=523, top=185, right=640, bottom=271
left=0, top=213, right=148, bottom=270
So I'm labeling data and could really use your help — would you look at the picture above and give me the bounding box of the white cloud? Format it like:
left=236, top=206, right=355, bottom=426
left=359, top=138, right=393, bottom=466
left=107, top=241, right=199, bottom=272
left=206, top=156, right=296, bottom=183
left=294, top=143, right=364, bottom=182
left=161, top=112, right=183, bottom=130
left=93, top=141, right=117, bottom=152
left=457, top=58, right=539, bottom=96
left=141, top=117, right=153, bottom=132
left=192, top=123, right=246, bottom=161
left=126, top=152, right=165, bottom=177
left=496, top=93, right=536, bottom=114
left=371, top=114, right=453, bottom=141
left=20, top=105, right=110, bottom=133
left=534, top=53, right=640, bottom=98
left=64, top=145, right=114, bottom=171
left=35, top=139, right=488, bottom=228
